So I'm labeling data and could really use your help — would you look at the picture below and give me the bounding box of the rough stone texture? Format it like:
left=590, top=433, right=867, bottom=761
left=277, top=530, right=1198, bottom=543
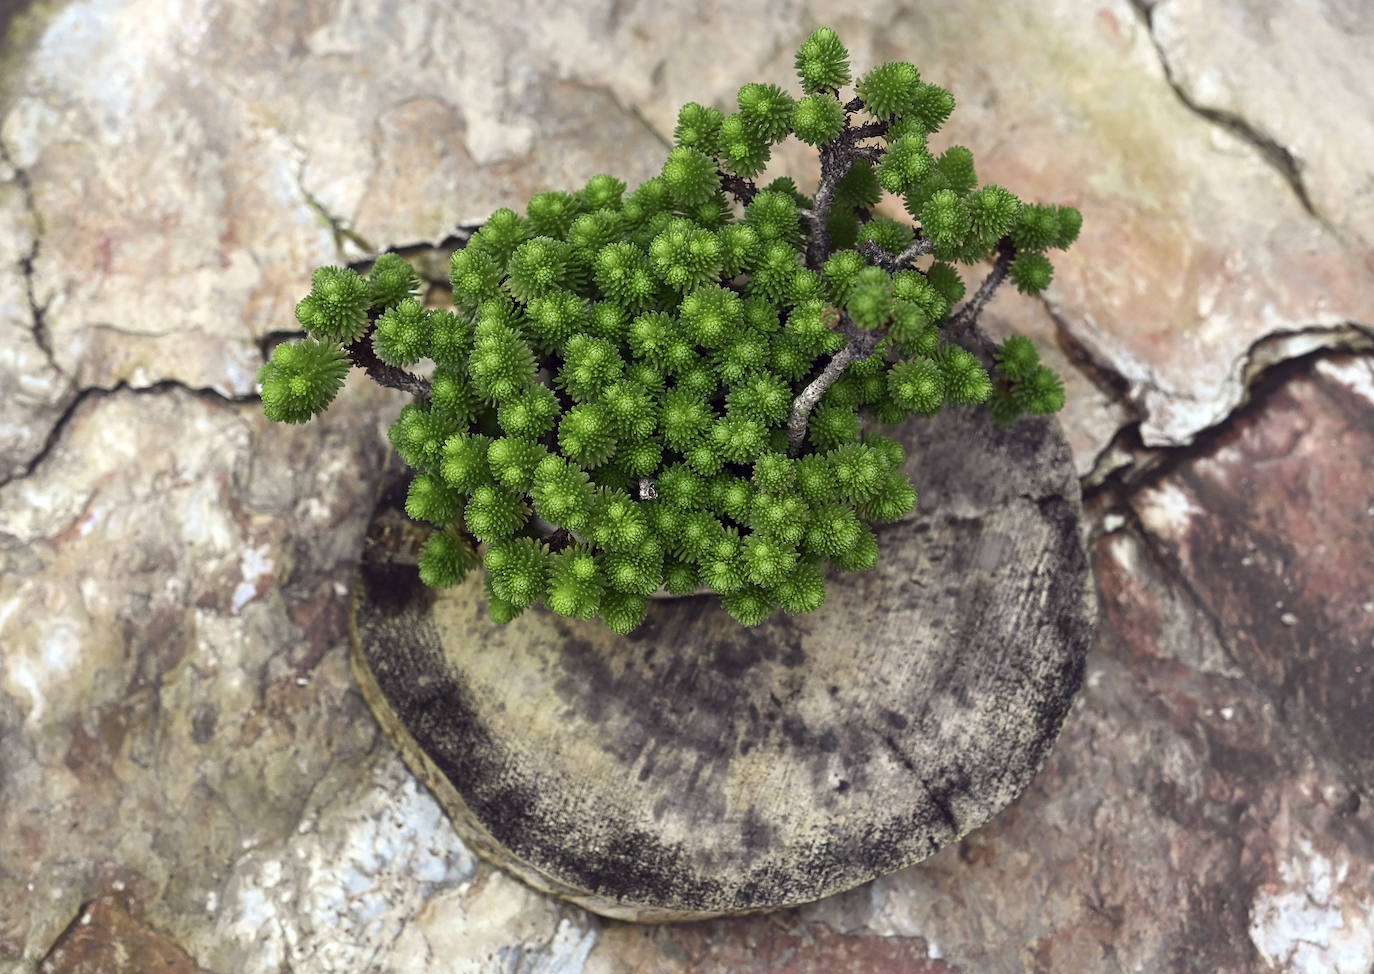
left=587, top=916, right=959, bottom=973
left=38, top=894, right=210, bottom=974
left=1, top=0, right=1372, bottom=970
left=0, top=149, right=72, bottom=483
left=1147, top=0, right=1374, bottom=251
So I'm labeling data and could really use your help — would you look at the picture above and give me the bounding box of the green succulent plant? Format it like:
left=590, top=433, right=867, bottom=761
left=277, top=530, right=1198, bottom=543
left=259, top=26, right=1080, bottom=634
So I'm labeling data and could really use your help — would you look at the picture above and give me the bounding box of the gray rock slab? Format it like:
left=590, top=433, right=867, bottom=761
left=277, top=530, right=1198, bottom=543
left=1, top=0, right=1372, bottom=970
left=1148, top=0, right=1374, bottom=250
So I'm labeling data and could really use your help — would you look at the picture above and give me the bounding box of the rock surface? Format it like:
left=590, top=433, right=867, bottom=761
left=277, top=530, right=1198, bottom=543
left=1, top=0, right=1371, bottom=971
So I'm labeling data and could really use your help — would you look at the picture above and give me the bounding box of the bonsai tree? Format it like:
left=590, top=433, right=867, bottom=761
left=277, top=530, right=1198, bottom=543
left=259, top=26, right=1081, bottom=635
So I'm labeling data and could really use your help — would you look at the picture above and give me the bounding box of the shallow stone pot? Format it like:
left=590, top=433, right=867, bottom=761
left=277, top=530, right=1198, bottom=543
left=350, top=400, right=1096, bottom=922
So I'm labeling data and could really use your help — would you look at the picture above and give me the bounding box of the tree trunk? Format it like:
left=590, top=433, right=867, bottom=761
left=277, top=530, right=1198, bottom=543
left=350, top=403, right=1096, bottom=922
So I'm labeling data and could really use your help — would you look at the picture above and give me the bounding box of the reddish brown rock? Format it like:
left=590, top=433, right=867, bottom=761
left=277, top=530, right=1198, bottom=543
left=38, top=895, right=208, bottom=974
left=1132, top=355, right=1374, bottom=789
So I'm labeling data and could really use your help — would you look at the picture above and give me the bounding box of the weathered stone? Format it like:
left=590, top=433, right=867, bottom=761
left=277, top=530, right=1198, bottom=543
left=37, top=894, right=209, bottom=974
left=1132, top=355, right=1374, bottom=789
left=0, top=159, right=71, bottom=484
left=586, top=917, right=957, bottom=973
left=0, top=0, right=683, bottom=402
left=1147, top=0, right=1374, bottom=250
left=0, top=383, right=390, bottom=966
left=1, top=0, right=1371, bottom=968
left=387, top=869, right=597, bottom=974
left=201, top=756, right=480, bottom=973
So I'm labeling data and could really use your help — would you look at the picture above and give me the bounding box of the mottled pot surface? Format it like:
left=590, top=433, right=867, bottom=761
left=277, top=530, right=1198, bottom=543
left=351, top=402, right=1097, bottom=921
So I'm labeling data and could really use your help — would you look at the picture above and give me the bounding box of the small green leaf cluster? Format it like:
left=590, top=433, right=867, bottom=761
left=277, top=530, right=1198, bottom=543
left=261, top=27, right=1080, bottom=634
left=987, top=334, right=1066, bottom=423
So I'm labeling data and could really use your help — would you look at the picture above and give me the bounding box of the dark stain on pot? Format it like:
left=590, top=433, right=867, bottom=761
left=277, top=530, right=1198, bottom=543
left=882, top=734, right=917, bottom=773
left=922, top=778, right=958, bottom=833
left=550, top=609, right=816, bottom=772
left=710, top=636, right=764, bottom=680
left=554, top=637, right=614, bottom=724
left=358, top=560, right=430, bottom=617
left=709, top=626, right=806, bottom=678
left=739, top=809, right=777, bottom=853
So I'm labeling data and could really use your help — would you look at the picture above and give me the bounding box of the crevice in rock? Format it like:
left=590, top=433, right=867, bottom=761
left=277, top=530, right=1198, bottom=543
left=1078, top=343, right=1374, bottom=743
left=295, top=171, right=377, bottom=258
left=1231, top=321, right=1374, bottom=402
left=1081, top=420, right=1167, bottom=496
left=1040, top=298, right=1142, bottom=421
left=1087, top=346, right=1374, bottom=797
left=256, top=328, right=307, bottom=361
left=1088, top=333, right=1368, bottom=508
left=626, top=100, right=673, bottom=152
left=0, top=135, right=85, bottom=488
left=1124, top=0, right=1327, bottom=228
left=1114, top=501, right=1238, bottom=668
left=0, top=380, right=265, bottom=489
left=1078, top=321, right=1374, bottom=502
left=340, top=230, right=482, bottom=285
left=0, top=135, right=65, bottom=380
left=381, top=226, right=483, bottom=267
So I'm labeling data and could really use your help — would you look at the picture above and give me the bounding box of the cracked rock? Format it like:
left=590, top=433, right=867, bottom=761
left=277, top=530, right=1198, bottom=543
left=1, top=0, right=1372, bottom=971
left=1146, top=0, right=1374, bottom=250
left=834, top=2, right=1374, bottom=454
left=0, top=159, right=72, bottom=484
left=0, top=0, right=705, bottom=401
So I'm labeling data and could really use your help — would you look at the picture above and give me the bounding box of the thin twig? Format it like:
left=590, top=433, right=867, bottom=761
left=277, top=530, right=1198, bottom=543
left=891, top=237, right=936, bottom=267
left=785, top=314, right=881, bottom=455
left=937, top=239, right=1019, bottom=370
left=848, top=121, right=886, bottom=140
left=946, top=237, right=1016, bottom=333
left=801, top=142, right=842, bottom=269
left=858, top=237, right=935, bottom=272
left=345, top=325, right=432, bottom=398
left=800, top=97, right=890, bottom=270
